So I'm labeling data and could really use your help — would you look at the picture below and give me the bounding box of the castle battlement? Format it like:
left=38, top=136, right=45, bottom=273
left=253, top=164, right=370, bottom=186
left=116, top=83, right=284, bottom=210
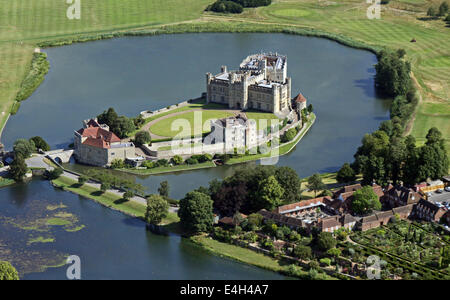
left=206, top=53, right=291, bottom=113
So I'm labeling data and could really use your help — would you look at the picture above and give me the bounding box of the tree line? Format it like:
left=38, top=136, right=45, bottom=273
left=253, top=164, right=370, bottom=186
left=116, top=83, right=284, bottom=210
left=206, top=0, right=271, bottom=14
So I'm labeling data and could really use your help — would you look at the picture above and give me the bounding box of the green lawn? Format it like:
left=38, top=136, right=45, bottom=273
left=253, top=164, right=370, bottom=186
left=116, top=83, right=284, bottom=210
left=411, top=101, right=450, bottom=156
left=190, top=235, right=290, bottom=274
left=0, top=0, right=212, bottom=138
left=245, top=111, right=280, bottom=130
left=149, top=110, right=234, bottom=138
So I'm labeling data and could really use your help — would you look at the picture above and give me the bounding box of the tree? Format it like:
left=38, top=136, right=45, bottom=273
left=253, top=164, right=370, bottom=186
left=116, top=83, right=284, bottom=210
left=0, top=261, right=19, bottom=280
left=158, top=181, right=170, bottom=199
left=336, top=163, right=356, bottom=183
left=13, top=139, right=35, bottom=158
left=351, top=185, right=381, bottom=215
left=213, top=180, right=248, bottom=217
left=274, top=166, right=301, bottom=204
left=417, top=127, right=448, bottom=181
left=307, top=173, right=325, bottom=197
left=145, top=194, right=169, bottom=225
left=256, top=175, right=284, bottom=210
left=293, top=245, right=312, bottom=260
left=46, top=168, right=63, bottom=180
left=29, top=136, right=50, bottom=152
left=9, top=154, right=28, bottom=182
left=307, top=103, right=313, bottom=113
left=100, top=182, right=111, bottom=193
left=78, top=175, right=88, bottom=185
left=427, top=6, right=437, bottom=17
left=316, top=232, right=336, bottom=251
left=178, top=191, right=214, bottom=234
left=123, top=190, right=134, bottom=200
left=170, top=155, right=183, bottom=165
left=438, top=1, right=448, bottom=16
left=134, top=131, right=151, bottom=146
left=97, top=107, right=118, bottom=126
left=110, top=116, right=135, bottom=138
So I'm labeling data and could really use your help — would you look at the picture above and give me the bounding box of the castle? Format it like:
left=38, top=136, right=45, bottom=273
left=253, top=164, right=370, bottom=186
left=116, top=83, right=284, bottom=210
left=206, top=53, right=292, bottom=114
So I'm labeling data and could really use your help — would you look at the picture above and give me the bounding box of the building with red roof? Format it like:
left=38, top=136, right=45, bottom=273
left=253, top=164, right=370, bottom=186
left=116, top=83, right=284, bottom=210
left=74, top=118, right=135, bottom=167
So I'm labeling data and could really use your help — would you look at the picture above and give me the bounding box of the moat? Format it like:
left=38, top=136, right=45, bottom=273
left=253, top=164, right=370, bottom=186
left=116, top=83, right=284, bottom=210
left=0, top=33, right=389, bottom=279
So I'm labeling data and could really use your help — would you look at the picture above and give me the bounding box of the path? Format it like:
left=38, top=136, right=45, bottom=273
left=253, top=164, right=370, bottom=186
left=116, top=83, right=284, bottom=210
left=31, top=155, right=179, bottom=213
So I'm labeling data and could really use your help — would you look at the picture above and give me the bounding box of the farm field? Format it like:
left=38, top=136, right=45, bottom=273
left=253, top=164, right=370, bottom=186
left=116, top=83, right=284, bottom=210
left=0, top=0, right=448, bottom=161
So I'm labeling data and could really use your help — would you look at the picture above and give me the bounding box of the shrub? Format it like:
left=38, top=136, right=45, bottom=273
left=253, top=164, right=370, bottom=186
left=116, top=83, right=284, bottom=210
left=170, top=155, right=184, bottom=165
left=46, top=168, right=63, bottom=180
left=155, top=159, right=169, bottom=167
left=207, top=1, right=244, bottom=13
left=110, top=159, right=125, bottom=169
left=293, top=245, right=312, bottom=260
left=281, top=128, right=297, bottom=143
left=185, top=157, right=199, bottom=165
left=320, top=258, right=332, bottom=266
left=142, top=160, right=155, bottom=169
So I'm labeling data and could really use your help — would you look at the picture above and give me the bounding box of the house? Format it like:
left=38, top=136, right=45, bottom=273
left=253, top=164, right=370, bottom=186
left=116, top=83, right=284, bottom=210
left=275, top=196, right=332, bottom=216
left=74, top=118, right=135, bottom=167
left=383, top=184, right=421, bottom=208
left=258, top=209, right=304, bottom=231
left=328, top=183, right=383, bottom=215
left=208, top=113, right=257, bottom=151
left=318, top=214, right=356, bottom=233
left=412, top=199, right=446, bottom=222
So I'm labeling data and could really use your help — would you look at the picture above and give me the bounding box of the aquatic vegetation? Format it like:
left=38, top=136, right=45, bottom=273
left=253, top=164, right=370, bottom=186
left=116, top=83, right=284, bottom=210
left=27, top=236, right=55, bottom=245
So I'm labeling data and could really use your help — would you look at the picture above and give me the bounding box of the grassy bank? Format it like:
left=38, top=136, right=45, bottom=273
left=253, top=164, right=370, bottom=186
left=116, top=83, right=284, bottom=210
left=190, top=235, right=293, bottom=275
left=191, top=235, right=337, bottom=280
left=0, top=177, right=15, bottom=188
left=51, top=175, right=180, bottom=228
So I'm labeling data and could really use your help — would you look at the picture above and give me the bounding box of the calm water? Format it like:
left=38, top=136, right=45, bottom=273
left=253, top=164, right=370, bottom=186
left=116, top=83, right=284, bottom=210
left=0, top=179, right=286, bottom=280
left=0, top=33, right=389, bottom=278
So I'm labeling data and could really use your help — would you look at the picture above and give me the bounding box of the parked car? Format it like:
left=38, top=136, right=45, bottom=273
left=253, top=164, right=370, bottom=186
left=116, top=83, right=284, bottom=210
left=445, top=187, right=450, bottom=192
left=436, top=189, right=444, bottom=193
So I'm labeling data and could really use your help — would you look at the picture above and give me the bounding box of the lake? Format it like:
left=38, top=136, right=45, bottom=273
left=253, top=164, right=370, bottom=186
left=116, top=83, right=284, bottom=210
left=0, top=33, right=389, bottom=278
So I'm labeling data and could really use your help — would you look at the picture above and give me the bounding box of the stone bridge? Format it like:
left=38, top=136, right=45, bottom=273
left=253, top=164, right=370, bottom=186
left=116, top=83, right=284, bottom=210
left=46, top=149, right=74, bottom=164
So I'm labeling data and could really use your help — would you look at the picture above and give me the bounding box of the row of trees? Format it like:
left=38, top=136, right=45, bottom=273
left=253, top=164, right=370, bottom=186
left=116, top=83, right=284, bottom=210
left=206, top=0, right=271, bottom=14
left=427, top=1, right=449, bottom=18
left=349, top=125, right=448, bottom=186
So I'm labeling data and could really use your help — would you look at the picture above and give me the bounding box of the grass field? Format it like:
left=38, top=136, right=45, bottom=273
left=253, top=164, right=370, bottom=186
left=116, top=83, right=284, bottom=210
left=149, top=110, right=235, bottom=138
left=0, top=0, right=448, bottom=159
